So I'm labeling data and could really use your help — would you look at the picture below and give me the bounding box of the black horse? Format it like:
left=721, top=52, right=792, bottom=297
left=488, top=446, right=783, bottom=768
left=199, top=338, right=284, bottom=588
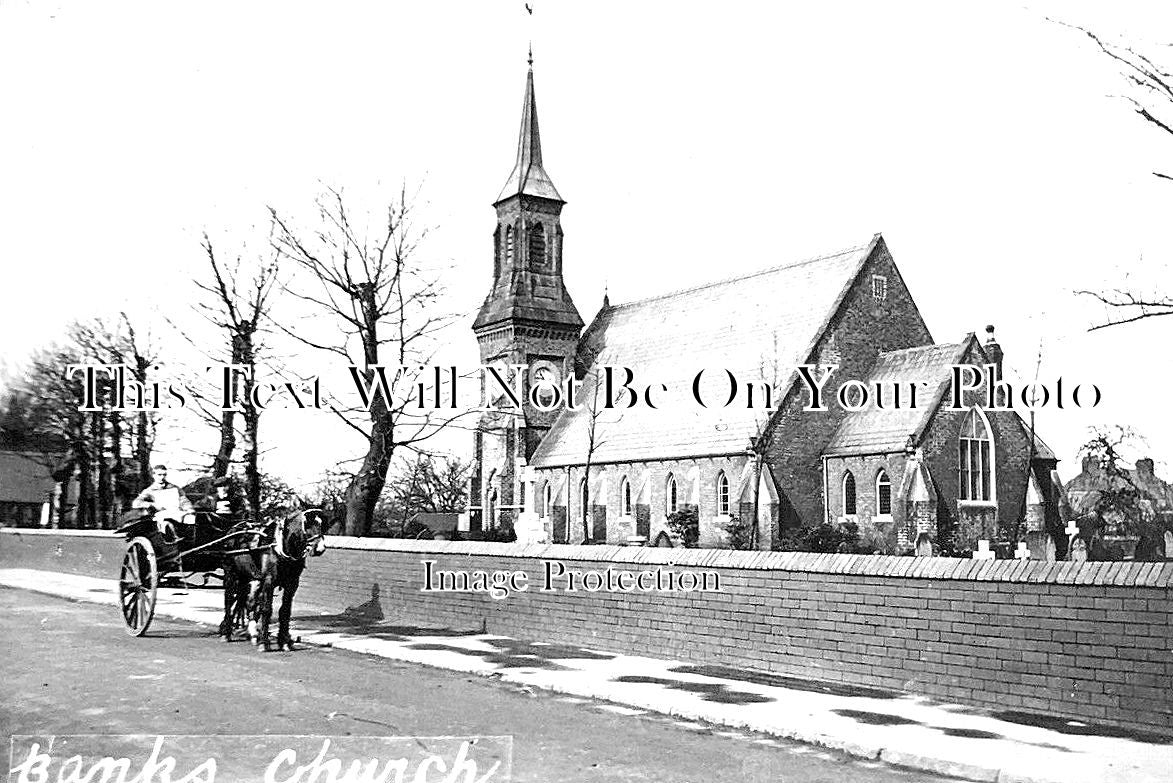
left=220, top=508, right=329, bottom=651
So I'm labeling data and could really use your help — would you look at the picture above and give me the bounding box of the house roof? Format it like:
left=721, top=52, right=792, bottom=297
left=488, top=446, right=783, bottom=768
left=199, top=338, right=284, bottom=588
left=0, top=451, right=58, bottom=504
left=530, top=235, right=882, bottom=467
left=824, top=337, right=1059, bottom=460
left=407, top=512, right=461, bottom=532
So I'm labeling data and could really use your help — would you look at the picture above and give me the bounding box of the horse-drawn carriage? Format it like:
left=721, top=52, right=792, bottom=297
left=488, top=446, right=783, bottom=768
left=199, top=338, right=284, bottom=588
left=114, top=505, right=248, bottom=635
left=114, top=478, right=328, bottom=648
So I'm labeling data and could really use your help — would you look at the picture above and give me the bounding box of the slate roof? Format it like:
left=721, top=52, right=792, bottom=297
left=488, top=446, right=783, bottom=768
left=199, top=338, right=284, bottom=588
left=823, top=341, right=970, bottom=456
left=0, top=451, right=57, bottom=504
left=824, top=339, right=1059, bottom=460
left=530, top=236, right=882, bottom=467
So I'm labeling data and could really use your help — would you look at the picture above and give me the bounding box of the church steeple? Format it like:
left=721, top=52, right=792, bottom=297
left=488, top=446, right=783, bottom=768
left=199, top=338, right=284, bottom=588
left=468, top=47, right=584, bottom=535
left=474, top=55, right=582, bottom=334
left=495, top=53, right=563, bottom=204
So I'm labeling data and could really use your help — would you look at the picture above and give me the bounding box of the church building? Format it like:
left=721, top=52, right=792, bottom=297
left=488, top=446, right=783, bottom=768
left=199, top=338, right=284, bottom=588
left=467, top=60, right=1066, bottom=556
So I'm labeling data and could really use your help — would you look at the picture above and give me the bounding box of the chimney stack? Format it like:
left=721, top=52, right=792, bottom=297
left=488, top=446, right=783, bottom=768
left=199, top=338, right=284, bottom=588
left=1136, top=458, right=1155, bottom=479
left=984, top=324, right=1003, bottom=381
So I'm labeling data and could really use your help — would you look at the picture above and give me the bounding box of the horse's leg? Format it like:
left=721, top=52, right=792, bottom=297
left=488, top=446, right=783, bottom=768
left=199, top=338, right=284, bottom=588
left=246, top=578, right=262, bottom=645
left=220, top=563, right=236, bottom=641
left=277, top=565, right=301, bottom=651
left=259, top=577, right=275, bottom=652
left=233, top=577, right=248, bottom=631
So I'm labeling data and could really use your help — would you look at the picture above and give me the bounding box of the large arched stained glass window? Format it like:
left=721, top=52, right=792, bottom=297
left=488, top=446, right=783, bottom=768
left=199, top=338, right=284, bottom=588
left=959, top=408, right=994, bottom=502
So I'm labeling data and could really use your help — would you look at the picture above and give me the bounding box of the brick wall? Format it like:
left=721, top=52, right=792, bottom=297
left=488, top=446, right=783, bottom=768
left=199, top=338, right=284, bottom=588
left=764, top=239, right=935, bottom=534
left=3, top=529, right=1170, bottom=734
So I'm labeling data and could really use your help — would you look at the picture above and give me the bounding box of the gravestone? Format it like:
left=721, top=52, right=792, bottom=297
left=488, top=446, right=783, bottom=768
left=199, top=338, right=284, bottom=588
left=972, top=540, right=995, bottom=560
left=915, top=533, right=933, bottom=557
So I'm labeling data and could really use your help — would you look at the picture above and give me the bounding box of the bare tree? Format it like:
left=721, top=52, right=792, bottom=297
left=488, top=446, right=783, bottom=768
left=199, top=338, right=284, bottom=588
left=576, top=367, right=609, bottom=543
left=269, top=186, right=456, bottom=536
left=1053, top=20, right=1173, bottom=330
left=188, top=233, right=280, bottom=524
left=385, top=454, right=470, bottom=535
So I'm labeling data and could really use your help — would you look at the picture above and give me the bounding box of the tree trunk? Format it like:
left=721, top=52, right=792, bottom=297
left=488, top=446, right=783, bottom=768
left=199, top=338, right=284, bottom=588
left=75, top=419, right=91, bottom=530
left=344, top=412, right=394, bottom=537
left=237, top=329, right=261, bottom=525
left=212, top=333, right=244, bottom=479
left=110, top=408, right=125, bottom=517
left=95, top=406, right=112, bottom=529
left=342, top=283, right=396, bottom=537
left=134, top=357, right=152, bottom=490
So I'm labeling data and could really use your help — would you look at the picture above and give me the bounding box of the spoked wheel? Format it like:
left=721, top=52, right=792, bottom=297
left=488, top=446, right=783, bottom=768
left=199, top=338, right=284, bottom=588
left=119, top=536, right=158, bottom=636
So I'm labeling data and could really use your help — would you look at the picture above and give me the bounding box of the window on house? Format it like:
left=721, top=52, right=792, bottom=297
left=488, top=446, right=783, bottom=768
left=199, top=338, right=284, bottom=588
left=959, top=407, right=993, bottom=501
left=715, top=471, right=730, bottom=515
left=543, top=483, right=552, bottom=517
left=620, top=476, right=632, bottom=516
left=580, top=477, right=589, bottom=513
left=876, top=470, right=892, bottom=516
left=528, top=221, right=547, bottom=269
left=872, top=275, right=887, bottom=301
left=843, top=471, right=857, bottom=516
left=666, top=473, right=678, bottom=515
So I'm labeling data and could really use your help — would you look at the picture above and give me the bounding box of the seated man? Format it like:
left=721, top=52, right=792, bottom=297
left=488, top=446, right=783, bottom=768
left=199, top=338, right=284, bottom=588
left=132, top=464, right=192, bottom=544
left=194, top=476, right=244, bottom=530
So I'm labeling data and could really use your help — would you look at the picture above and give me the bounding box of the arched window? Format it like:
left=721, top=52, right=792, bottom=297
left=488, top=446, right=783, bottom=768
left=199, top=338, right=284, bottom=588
left=665, top=473, right=678, bottom=515
left=504, top=225, right=514, bottom=264
left=843, top=471, right=857, bottom=516
left=543, top=483, right=552, bottom=517
left=528, top=221, right=547, bottom=270
left=715, top=470, right=730, bottom=515
left=959, top=407, right=994, bottom=501
left=620, top=476, right=632, bottom=516
left=875, top=470, right=891, bottom=516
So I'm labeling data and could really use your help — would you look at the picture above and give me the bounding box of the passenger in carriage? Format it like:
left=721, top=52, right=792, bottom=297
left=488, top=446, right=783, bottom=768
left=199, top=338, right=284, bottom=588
left=195, top=476, right=243, bottom=526
left=131, top=464, right=192, bottom=545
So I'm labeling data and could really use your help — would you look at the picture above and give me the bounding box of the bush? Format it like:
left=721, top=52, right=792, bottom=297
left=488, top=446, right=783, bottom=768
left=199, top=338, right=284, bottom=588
left=777, top=520, right=861, bottom=553
left=666, top=508, right=699, bottom=548
left=724, top=516, right=754, bottom=550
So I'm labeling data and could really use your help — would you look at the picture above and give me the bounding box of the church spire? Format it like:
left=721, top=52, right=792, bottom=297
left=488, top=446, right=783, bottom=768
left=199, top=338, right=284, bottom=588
left=496, top=52, right=563, bottom=203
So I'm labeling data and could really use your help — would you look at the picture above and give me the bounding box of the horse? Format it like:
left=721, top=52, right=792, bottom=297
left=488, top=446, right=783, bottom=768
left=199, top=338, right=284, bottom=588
left=219, top=508, right=329, bottom=651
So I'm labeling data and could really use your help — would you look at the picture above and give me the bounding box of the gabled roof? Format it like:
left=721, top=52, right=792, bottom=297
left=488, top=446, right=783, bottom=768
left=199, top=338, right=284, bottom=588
left=0, top=450, right=58, bottom=504
left=824, top=337, right=1059, bottom=460
left=495, top=64, right=562, bottom=204
left=824, top=340, right=971, bottom=456
left=530, top=236, right=883, bottom=467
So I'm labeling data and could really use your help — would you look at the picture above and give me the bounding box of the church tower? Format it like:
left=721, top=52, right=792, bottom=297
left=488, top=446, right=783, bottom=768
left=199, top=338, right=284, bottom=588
left=470, top=54, right=583, bottom=533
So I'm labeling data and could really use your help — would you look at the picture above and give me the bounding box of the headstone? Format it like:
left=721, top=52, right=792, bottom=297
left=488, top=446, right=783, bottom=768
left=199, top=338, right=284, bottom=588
left=1070, top=537, right=1088, bottom=563
left=1014, top=542, right=1030, bottom=560
left=915, top=533, right=933, bottom=557
left=972, top=540, right=995, bottom=560
left=1044, top=535, right=1057, bottom=562
left=1164, top=530, right=1173, bottom=559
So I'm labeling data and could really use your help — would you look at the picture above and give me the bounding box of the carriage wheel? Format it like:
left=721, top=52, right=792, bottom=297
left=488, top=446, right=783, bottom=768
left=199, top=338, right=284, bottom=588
left=119, top=537, right=158, bottom=636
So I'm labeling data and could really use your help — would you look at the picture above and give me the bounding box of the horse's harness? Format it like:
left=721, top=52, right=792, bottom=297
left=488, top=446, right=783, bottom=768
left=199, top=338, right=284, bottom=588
left=222, top=511, right=324, bottom=562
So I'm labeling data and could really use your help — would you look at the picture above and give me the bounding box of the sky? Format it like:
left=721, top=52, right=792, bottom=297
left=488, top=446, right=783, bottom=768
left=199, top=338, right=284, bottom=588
left=1, top=0, right=1171, bottom=487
